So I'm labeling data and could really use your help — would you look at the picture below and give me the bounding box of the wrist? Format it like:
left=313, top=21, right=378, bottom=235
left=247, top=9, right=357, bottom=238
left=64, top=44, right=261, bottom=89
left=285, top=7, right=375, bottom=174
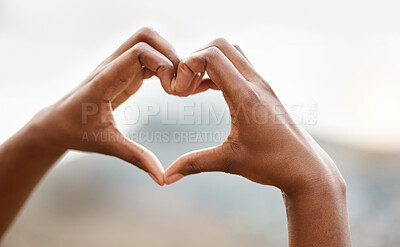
left=282, top=153, right=347, bottom=200
left=282, top=165, right=351, bottom=247
left=283, top=173, right=347, bottom=206
left=24, top=106, right=68, bottom=155
left=0, top=109, right=66, bottom=169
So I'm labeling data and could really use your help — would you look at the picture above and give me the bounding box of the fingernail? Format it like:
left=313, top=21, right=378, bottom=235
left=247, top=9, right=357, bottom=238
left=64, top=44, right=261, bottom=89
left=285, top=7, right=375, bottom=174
left=193, top=72, right=202, bottom=86
left=165, top=173, right=184, bottom=185
left=171, top=77, right=177, bottom=92
left=149, top=173, right=164, bottom=186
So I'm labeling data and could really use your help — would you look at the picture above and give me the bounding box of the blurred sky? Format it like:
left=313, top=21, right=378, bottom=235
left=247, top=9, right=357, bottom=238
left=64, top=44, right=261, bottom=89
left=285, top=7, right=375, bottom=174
left=1, top=0, right=400, bottom=153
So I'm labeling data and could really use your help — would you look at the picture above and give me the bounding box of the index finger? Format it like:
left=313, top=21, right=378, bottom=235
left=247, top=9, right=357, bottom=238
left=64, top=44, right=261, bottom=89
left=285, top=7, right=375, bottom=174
left=105, top=27, right=180, bottom=70
left=174, top=47, right=249, bottom=106
left=98, top=42, right=175, bottom=101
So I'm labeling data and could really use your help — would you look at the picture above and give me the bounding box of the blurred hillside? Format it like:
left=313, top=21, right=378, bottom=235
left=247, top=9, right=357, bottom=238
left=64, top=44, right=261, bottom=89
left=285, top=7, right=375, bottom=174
left=2, top=122, right=400, bottom=247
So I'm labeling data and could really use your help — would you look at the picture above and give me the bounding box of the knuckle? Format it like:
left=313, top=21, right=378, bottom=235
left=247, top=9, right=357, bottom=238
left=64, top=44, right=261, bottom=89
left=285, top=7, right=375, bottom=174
left=205, top=46, right=223, bottom=60
left=170, top=56, right=181, bottom=68
left=254, top=78, right=274, bottom=96
left=177, top=59, right=192, bottom=75
left=260, top=78, right=273, bottom=90
left=219, top=155, right=233, bottom=174
left=186, top=156, right=202, bottom=174
left=125, top=145, right=148, bottom=170
left=179, top=58, right=190, bottom=68
left=132, top=41, right=149, bottom=53
left=156, top=61, right=174, bottom=78
left=129, top=153, right=145, bottom=170
left=339, top=177, right=347, bottom=194
left=243, top=87, right=262, bottom=104
left=211, top=37, right=230, bottom=48
left=129, top=42, right=151, bottom=61
left=221, top=160, right=233, bottom=174
left=158, top=60, right=174, bottom=71
left=176, top=59, right=194, bottom=77
left=136, top=26, right=157, bottom=38
left=232, top=44, right=241, bottom=50
left=136, top=145, right=147, bottom=158
left=220, top=142, right=240, bottom=174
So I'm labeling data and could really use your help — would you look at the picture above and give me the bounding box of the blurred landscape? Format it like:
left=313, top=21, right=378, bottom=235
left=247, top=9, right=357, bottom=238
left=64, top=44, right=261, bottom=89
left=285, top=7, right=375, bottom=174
left=2, top=113, right=400, bottom=246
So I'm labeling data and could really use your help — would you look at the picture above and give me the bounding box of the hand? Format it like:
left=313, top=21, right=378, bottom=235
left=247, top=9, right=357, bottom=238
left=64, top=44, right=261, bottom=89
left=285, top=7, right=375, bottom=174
left=165, top=38, right=345, bottom=192
left=165, top=38, right=351, bottom=246
left=31, top=27, right=180, bottom=185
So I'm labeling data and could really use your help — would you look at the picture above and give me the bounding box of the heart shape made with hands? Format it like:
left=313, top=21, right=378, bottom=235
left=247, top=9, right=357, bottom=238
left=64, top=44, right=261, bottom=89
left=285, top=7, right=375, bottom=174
left=127, top=35, right=271, bottom=187
left=79, top=27, right=296, bottom=191
left=0, top=27, right=347, bottom=247
left=131, top=40, right=255, bottom=186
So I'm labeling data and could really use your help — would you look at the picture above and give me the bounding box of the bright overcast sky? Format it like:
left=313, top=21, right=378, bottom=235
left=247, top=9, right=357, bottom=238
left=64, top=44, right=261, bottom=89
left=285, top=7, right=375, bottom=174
left=1, top=0, right=399, bottom=153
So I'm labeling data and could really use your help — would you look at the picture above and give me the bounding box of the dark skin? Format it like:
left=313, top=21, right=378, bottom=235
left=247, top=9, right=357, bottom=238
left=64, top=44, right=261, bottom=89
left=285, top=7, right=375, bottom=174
left=166, top=38, right=351, bottom=246
left=0, top=28, right=351, bottom=246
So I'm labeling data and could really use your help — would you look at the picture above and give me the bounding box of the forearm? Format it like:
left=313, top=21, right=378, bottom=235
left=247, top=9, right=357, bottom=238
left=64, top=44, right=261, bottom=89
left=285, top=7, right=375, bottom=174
left=0, top=119, right=65, bottom=239
left=283, top=167, right=351, bottom=247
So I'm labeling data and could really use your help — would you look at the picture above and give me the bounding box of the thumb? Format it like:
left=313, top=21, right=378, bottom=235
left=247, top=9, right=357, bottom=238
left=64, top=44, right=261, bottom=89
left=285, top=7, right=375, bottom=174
left=165, top=146, right=228, bottom=185
left=103, top=129, right=165, bottom=186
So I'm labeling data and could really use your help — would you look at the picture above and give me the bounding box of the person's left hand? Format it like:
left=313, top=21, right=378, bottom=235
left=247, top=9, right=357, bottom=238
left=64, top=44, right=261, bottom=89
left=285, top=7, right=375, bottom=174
left=164, top=38, right=345, bottom=194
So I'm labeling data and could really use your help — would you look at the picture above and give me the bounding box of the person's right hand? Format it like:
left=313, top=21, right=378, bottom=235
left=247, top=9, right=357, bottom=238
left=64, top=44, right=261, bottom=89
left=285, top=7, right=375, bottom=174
left=30, top=27, right=180, bottom=185
left=165, top=38, right=346, bottom=194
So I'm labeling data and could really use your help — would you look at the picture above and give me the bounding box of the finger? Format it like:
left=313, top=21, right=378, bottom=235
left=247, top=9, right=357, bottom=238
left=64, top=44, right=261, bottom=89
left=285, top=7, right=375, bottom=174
left=111, top=68, right=153, bottom=109
left=191, top=78, right=219, bottom=95
left=112, top=90, right=134, bottom=110
left=233, top=44, right=252, bottom=66
left=99, top=42, right=175, bottom=100
left=196, top=38, right=258, bottom=81
left=104, top=128, right=165, bottom=186
left=104, top=27, right=180, bottom=71
left=164, top=146, right=229, bottom=185
left=172, top=72, right=205, bottom=97
left=173, top=47, right=249, bottom=107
